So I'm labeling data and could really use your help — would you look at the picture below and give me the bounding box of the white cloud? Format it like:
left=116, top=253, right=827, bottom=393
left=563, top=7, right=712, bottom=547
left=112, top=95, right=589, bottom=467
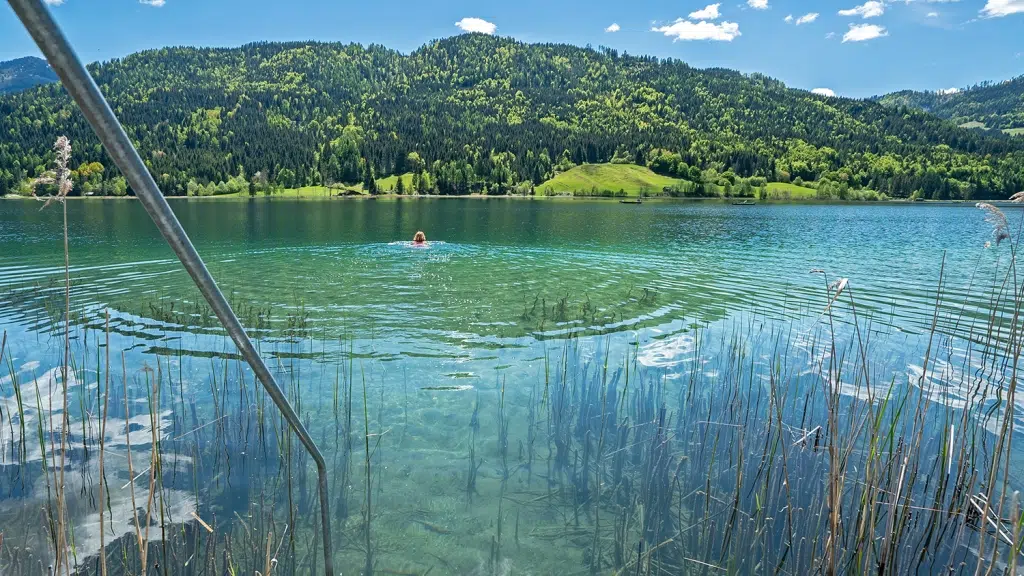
left=812, top=88, right=837, bottom=97
left=937, top=87, right=960, bottom=94
left=605, top=23, right=621, bottom=32
left=796, top=12, right=819, bottom=24
left=44, top=0, right=65, bottom=5
left=748, top=0, right=769, bottom=9
left=784, top=14, right=794, bottom=21
left=652, top=19, right=741, bottom=41
left=842, top=23, right=888, bottom=41
left=838, top=1, right=885, bottom=18
left=455, top=17, right=497, bottom=34
left=139, top=0, right=165, bottom=5
left=689, top=3, right=722, bottom=20
left=981, top=0, right=1024, bottom=16
left=825, top=31, right=837, bottom=38
left=927, top=10, right=939, bottom=15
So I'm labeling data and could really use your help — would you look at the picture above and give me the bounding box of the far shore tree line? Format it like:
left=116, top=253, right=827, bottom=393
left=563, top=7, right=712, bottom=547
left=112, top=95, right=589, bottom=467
left=2, top=37, right=1022, bottom=200
left=6, top=143, right=1002, bottom=201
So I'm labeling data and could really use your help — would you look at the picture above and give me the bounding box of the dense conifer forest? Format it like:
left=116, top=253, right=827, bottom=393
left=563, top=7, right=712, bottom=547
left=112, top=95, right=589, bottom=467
left=1, top=35, right=1022, bottom=199
left=875, top=76, right=1024, bottom=133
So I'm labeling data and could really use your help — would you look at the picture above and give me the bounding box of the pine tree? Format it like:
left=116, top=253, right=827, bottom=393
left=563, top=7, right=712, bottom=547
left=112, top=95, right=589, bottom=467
left=395, top=174, right=405, bottom=194
left=417, top=171, right=429, bottom=194
left=363, top=161, right=378, bottom=195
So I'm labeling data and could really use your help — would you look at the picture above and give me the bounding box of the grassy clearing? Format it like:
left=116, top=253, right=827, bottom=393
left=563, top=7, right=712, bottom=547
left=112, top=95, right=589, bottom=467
left=538, top=163, right=682, bottom=196
left=266, top=186, right=338, bottom=198
left=305, top=173, right=412, bottom=195
left=959, top=120, right=988, bottom=130
left=1004, top=127, right=1024, bottom=136
left=764, top=181, right=818, bottom=199
left=210, top=185, right=358, bottom=198
left=375, top=173, right=415, bottom=192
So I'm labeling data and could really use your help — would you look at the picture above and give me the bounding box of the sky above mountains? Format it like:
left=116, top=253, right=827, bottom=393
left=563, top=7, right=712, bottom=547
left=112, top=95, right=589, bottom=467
left=0, top=0, right=1021, bottom=98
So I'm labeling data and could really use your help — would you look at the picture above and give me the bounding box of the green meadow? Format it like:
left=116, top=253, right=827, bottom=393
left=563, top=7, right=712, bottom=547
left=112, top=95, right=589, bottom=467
left=763, top=181, right=818, bottom=199
left=538, top=163, right=684, bottom=196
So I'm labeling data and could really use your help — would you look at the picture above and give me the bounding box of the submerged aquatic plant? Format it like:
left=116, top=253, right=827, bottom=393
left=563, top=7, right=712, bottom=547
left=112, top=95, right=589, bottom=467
left=4, top=192, right=1024, bottom=575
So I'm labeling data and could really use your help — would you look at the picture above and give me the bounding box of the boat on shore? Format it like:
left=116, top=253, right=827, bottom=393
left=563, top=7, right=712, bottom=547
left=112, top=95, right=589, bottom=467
left=731, top=200, right=756, bottom=206
left=620, top=199, right=643, bottom=205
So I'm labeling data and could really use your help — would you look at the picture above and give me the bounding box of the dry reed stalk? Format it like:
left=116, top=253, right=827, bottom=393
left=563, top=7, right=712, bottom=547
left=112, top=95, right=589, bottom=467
left=590, top=342, right=612, bottom=573
left=30, top=137, right=74, bottom=575
left=767, top=364, right=797, bottom=563
left=190, top=511, right=213, bottom=533
left=98, top=311, right=109, bottom=576
left=976, top=232, right=1022, bottom=576
left=263, top=530, right=274, bottom=575
left=1009, top=492, right=1021, bottom=574
left=362, top=363, right=373, bottom=576
left=813, top=271, right=843, bottom=576
left=122, top=352, right=146, bottom=573
left=141, top=367, right=159, bottom=574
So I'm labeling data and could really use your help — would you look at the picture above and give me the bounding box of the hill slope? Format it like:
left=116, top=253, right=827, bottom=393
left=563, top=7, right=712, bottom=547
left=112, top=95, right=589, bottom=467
left=0, top=56, right=57, bottom=95
left=876, top=77, right=1024, bottom=132
left=1, top=36, right=1022, bottom=199
left=539, top=164, right=683, bottom=196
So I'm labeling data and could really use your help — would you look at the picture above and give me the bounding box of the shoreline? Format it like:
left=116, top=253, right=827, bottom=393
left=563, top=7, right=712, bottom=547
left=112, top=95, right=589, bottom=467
left=2, top=193, right=1015, bottom=206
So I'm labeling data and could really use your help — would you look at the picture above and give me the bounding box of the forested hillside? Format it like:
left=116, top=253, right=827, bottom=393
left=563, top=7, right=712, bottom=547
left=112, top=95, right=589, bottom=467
left=1, top=35, right=1022, bottom=199
left=876, top=77, right=1024, bottom=133
left=0, top=56, right=57, bottom=95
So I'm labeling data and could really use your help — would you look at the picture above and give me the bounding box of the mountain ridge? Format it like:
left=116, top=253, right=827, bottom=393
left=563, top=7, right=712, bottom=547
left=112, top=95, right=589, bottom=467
left=0, top=56, right=58, bottom=95
left=0, top=36, right=1021, bottom=199
left=874, top=76, right=1024, bottom=133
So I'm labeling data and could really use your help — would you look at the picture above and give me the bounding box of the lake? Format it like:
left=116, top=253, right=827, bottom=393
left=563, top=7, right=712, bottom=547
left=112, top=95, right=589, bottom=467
left=0, top=198, right=1022, bottom=575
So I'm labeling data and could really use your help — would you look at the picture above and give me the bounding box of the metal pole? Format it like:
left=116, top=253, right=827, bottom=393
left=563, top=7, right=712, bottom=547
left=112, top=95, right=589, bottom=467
left=7, top=1, right=335, bottom=573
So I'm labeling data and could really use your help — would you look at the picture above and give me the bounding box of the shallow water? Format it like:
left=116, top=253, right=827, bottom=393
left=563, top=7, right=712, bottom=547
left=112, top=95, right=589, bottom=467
left=1, top=198, right=1022, bottom=574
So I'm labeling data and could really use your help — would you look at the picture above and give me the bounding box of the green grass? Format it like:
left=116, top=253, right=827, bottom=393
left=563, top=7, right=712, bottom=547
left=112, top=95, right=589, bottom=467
left=269, top=186, right=338, bottom=197
left=958, top=121, right=1022, bottom=137
left=375, top=173, right=415, bottom=192
left=958, top=121, right=988, bottom=130
left=191, top=176, right=411, bottom=198
left=213, top=185, right=362, bottom=198
left=764, top=182, right=818, bottom=199
left=344, top=173, right=414, bottom=194
left=538, top=163, right=683, bottom=196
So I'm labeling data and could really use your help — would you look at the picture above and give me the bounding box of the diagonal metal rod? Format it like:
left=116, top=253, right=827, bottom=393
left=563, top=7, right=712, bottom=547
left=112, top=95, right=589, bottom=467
left=7, top=1, right=335, bottom=573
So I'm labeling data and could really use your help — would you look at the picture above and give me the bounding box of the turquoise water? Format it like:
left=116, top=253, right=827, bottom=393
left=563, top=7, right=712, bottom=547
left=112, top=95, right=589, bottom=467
left=0, top=199, right=1021, bottom=574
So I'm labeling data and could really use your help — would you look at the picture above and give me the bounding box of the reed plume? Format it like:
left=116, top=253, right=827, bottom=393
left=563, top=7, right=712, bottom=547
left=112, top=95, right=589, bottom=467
left=32, top=136, right=73, bottom=208
left=976, top=202, right=1010, bottom=245
left=30, top=136, right=74, bottom=574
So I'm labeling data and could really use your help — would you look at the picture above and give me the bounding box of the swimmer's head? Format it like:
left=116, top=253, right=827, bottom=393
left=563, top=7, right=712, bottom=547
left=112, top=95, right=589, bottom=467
left=413, top=231, right=426, bottom=244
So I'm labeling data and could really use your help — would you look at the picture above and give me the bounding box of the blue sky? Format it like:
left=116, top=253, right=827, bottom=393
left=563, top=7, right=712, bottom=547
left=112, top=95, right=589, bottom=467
left=1, top=0, right=1022, bottom=98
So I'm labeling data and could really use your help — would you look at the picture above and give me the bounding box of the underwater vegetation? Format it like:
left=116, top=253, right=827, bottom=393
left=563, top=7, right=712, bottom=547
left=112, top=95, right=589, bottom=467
left=1, top=252, right=1023, bottom=575
left=1, top=190, right=1023, bottom=574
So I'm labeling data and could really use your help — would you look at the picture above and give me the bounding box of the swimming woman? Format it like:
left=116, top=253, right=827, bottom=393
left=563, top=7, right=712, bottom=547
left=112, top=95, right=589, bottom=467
left=412, top=231, right=427, bottom=246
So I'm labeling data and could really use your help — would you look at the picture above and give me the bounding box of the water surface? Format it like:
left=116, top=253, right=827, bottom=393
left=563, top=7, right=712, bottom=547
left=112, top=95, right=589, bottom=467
left=0, top=199, right=1021, bottom=575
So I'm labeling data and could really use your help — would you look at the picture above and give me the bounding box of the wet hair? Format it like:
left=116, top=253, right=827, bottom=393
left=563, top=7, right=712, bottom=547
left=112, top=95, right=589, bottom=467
left=413, top=231, right=426, bottom=243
